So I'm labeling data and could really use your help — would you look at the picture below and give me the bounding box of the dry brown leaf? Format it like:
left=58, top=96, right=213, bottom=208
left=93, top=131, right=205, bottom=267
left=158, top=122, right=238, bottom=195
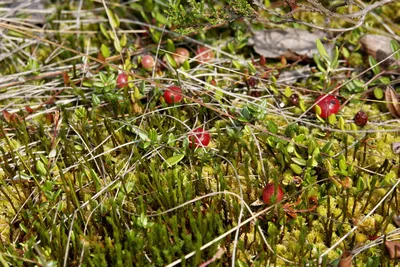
left=360, top=34, right=400, bottom=72
left=248, top=28, right=332, bottom=61
left=278, top=65, right=312, bottom=85
left=339, top=251, right=352, bottom=267
left=385, top=241, right=400, bottom=259
left=385, top=86, right=400, bottom=118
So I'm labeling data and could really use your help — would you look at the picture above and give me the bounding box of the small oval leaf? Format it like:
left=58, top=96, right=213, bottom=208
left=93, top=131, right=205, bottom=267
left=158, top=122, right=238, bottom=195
left=290, top=163, right=303, bottom=174
left=165, top=154, right=185, bottom=167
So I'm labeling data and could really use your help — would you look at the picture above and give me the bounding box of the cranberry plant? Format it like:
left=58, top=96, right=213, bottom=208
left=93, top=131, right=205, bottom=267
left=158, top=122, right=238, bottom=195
left=0, top=0, right=399, bottom=266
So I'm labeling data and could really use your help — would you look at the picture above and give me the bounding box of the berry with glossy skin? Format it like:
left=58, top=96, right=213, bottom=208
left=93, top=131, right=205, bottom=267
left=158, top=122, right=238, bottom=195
left=189, top=128, right=211, bottom=148
left=141, top=55, right=155, bottom=70
left=195, top=46, right=214, bottom=63
left=116, top=73, right=129, bottom=89
left=314, top=94, right=340, bottom=119
left=262, top=183, right=284, bottom=205
left=173, top=48, right=190, bottom=65
left=289, top=94, right=299, bottom=106
left=354, top=111, right=368, bottom=126
left=164, top=86, right=183, bottom=104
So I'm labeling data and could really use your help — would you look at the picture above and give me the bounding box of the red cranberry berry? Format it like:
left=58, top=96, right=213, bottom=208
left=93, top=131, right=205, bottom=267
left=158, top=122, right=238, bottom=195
left=247, top=77, right=258, bottom=88
left=195, top=46, right=214, bottom=63
left=116, top=73, right=129, bottom=89
left=164, top=86, right=183, bottom=104
left=189, top=128, right=211, bottom=148
left=289, top=94, right=300, bottom=106
left=141, top=55, right=155, bottom=70
left=262, top=183, right=284, bottom=205
left=354, top=111, right=368, bottom=126
left=314, top=94, right=340, bottom=119
left=173, top=48, right=190, bottom=65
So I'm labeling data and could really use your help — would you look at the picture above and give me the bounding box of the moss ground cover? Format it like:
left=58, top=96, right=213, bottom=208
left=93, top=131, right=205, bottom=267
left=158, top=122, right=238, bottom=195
left=0, top=0, right=400, bottom=266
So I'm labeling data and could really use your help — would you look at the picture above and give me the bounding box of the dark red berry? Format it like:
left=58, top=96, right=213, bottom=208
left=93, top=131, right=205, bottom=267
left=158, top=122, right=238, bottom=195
left=289, top=94, right=299, bottom=106
left=354, top=111, right=368, bottom=126
left=262, top=183, right=284, bottom=205
left=189, top=128, right=211, bottom=148
left=314, top=94, right=340, bottom=119
left=116, top=73, right=129, bottom=89
left=247, top=77, right=258, bottom=88
left=164, top=86, right=183, bottom=104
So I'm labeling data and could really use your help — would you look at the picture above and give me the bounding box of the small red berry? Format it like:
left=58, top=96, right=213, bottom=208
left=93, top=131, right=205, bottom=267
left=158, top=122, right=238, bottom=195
left=195, top=46, right=214, bottom=63
left=141, top=55, right=155, bottom=70
left=164, top=86, right=183, bottom=104
left=247, top=77, right=258, bottom=88
left=189, top=128, right=211, bottom=148
left=173, top=48, right=190, bottom=65
left=289, top=94, right=300, bottom=106
left=262, top=183, right=284, bottom=205
left=314, top=94, right=340, bottom=119
left=354, top=111, right=368, bottom=126
left=116, top=73, right=129, bottom=89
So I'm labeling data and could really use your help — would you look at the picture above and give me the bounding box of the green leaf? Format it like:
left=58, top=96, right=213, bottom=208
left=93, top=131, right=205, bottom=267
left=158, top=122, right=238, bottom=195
left=321, top=142, right=332, bottom=153
left=167, top=133, right=176, bottom=146
left=373, top=88, right=383, bottom=99
left=291, top=157, right=307, bottom=166
left=342, top=47, right=349, bottom=58
left=314, top=55, right=326, bottom=73
left=114, top=39, right=122, bottom=53
left=330, top=46, right=339, bottom=69
left=100, top=44, right=110, bottom=58
left=284, top=86, right=292, bottom=98
left=299, top=99, right=306, bottom=112
left=153, top=11, right=168, bottom=25
left=232, top=60, right=242, bottom=69
left=165, top=154, right=185, bottom=167
left=36, top=160, right=47, bottom=176
left=390, top=40, right=400, bottom=60
left=99, top=72, right=107, bottom=83
left=368, top=56, right=380, bottom=75
left=266, top=120, right=278, bottom=134
left=247, top=62, right=257, bottom=74
left=166, top=39, right=175, bottom=52
left=316, top=39, right=329, bottom=60
left=290, top=164, right=303, bottom=174
left=149, top=128, right=158, bottom=143
left=108, top=9, right=120, bottom=28
left=182, top=59, right=190, bottom=70
left=339, top=158, right=347, bottom=171
left=120, top=34, right=127, bottom=47
left=379, top=77, right=391, bottom=85
left=315, top=104, right=322, bottom=116
left=327, top=113, right=337, bottom=125
left=356, top=177, right=364, bottom=191
left=20, top=223, right=28, bottom=233
left=100, top=23, right=110, bottom=39
left=215, top=89, right=223, bottom=101
left=92, top=93, right=101, bottom=107
left=294, top=134, right=305, bottom=143
left=165, top=53, right=177, bottom=68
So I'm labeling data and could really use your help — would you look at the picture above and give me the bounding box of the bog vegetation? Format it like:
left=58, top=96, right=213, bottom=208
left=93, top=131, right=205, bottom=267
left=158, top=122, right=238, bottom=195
left=0, top=0, right=399, bottom=266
